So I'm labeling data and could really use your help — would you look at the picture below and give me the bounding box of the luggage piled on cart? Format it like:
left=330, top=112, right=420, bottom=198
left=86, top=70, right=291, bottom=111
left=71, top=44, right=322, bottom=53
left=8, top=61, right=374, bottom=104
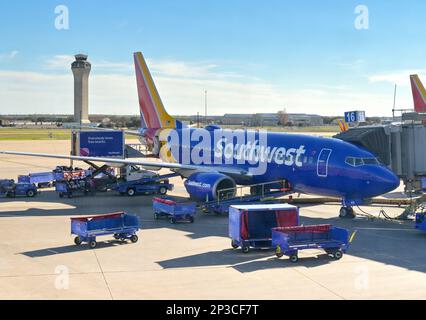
left=152, top=197, right=196, bottom=223
left=229, top=204, right=299, bottom=253
left=272, top=224, right=355, bottom=263
left=56, top=178, right=95, bottom=198
left=71, top=212, right=140, bottom=248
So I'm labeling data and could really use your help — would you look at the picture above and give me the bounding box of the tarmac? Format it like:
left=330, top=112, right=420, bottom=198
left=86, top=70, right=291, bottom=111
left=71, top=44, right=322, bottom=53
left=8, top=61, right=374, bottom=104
left=1, top=140, right=426, bottom=300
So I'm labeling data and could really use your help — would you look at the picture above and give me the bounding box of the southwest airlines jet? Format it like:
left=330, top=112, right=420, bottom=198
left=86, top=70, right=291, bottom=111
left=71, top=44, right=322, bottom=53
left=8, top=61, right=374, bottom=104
left=0, top=52, right=400, bottom=218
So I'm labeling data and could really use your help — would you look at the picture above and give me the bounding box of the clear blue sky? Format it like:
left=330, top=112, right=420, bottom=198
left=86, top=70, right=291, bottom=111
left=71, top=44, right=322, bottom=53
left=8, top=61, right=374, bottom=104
left=1, top=0, right=425, bottom=116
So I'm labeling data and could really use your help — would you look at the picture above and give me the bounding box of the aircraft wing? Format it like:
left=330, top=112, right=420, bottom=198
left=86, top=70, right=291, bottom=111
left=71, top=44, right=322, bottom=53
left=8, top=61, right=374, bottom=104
left=0, top=151, right=251, bottom=177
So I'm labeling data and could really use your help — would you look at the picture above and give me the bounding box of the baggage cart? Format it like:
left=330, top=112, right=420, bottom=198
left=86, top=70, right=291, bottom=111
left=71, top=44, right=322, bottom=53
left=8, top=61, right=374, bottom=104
left=71, top=212, right=140, bottom=248
left=18, top=172, right=55, bottom=188
left=152, top=197, right=196, bottom=223
left=229, top=203, right=299, bottom=253
left=55, top=179, right=95, bottom=198
left=272, top=224, right=355, bottom=263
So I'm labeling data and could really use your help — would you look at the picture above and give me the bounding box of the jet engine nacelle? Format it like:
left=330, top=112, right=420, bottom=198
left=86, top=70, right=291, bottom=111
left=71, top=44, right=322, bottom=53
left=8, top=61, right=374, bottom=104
left=184, top=172, right=236, bottom=202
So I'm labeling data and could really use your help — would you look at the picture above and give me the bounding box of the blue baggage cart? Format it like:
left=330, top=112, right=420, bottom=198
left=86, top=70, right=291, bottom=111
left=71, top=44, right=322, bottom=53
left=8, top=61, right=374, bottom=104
left=415, top=212, right=426, bottom=232
left=152, top=197, right=196, bottom=223
left=272, top=224, right=355, bottom=263
left=71, top=212, right=140, bottom=248
left=18, top=172, right=55, bottom=188
left=229, top=204, right=299, bottom=253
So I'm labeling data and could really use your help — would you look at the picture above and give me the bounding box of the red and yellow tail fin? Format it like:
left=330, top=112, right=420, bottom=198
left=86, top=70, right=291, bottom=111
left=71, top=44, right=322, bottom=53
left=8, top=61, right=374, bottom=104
left=337, top=119, right=349, bottom=132
left=410, top=74, right=426, bottom=113
left=134, top=52, right=184, bottom=129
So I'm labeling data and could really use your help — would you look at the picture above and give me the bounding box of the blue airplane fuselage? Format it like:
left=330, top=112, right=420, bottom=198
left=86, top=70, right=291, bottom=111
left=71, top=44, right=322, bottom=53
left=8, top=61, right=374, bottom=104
left=160, top=127, right=400, bottom=205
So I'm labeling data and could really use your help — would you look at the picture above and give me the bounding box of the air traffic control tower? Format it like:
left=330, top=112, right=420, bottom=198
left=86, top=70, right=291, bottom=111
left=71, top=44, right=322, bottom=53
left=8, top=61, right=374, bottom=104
left=71, top=54, right=91, bottom=124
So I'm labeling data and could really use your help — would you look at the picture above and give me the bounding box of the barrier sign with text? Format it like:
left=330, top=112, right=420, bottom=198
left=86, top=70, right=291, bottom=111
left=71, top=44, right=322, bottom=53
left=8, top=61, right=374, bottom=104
left=344, top=111, right=366, bottom=124
left=76, top=131, right=125, bottom=158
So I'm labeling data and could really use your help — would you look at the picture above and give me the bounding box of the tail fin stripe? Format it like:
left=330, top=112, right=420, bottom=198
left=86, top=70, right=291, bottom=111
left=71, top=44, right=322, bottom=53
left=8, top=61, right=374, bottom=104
left=410, top=74, right=426, bottom=112
left=135, top=54, right=162, bottom=128
left=133, top=51, right=186, bottom=130
left=136, top=55, right=168, bottom=125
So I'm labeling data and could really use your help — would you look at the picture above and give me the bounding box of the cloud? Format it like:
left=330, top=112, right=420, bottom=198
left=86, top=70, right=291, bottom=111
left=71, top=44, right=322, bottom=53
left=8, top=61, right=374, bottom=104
left=0, top=50, right=19, bottom=61
left=337, top=59, right=365, bottom=71
left=44, top=55, right=134, bottom=73
left=368, top=69, right=426, bottom=86
left=0, top=55, right=404, bottom=117
left=44, top=55, right=75, bottom=69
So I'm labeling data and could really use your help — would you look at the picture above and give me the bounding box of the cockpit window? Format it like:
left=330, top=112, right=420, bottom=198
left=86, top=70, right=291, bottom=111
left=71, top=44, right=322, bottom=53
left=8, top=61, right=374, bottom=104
left=345, top=156, right=381, bottom=167
left=345, top=157, right=355, bottom=166
left=362, top=158, right=380, bottom=165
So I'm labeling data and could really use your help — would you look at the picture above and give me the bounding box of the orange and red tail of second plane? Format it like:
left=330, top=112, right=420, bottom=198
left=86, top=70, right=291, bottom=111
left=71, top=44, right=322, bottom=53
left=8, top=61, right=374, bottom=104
left=410, top=74, right=426, bottom=113
left=133, top=52, right=184, bottom=130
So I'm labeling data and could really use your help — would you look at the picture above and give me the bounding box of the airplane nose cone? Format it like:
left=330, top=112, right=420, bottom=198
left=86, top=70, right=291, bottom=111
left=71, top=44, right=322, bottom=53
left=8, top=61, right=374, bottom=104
left=379, top=169, right=400, bottom=194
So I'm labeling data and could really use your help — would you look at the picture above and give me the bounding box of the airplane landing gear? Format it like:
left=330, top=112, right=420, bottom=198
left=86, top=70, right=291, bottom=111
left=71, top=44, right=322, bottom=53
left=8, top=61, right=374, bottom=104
left=339, top=206, right=355, bottom=219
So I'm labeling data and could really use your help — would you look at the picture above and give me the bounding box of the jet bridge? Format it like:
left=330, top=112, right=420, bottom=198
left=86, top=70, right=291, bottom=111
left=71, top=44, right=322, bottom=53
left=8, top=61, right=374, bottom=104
left=335, top=114, right=426, bottom=192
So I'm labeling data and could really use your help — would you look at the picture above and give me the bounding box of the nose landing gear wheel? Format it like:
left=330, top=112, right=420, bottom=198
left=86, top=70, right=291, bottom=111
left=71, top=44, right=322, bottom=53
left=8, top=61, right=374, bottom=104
left=339, top=207, right=355, bottom=219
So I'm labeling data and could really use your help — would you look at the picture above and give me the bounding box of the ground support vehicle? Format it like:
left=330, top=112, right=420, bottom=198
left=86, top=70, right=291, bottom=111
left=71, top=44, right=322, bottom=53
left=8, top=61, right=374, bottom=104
left=71, top=212, right=140, bottom=248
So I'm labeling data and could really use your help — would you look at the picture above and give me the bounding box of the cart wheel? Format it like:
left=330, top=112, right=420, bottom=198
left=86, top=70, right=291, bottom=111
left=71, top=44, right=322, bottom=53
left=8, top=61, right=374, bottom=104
left=333, top=250, right=343, bottom=260
left=74, top=236, right=82, bottom=246
left=159, top=187, right=167, bottom=195
left=130, top=235, right=138, bottom=243
left=113, top=234, right=120, bottom=240
left=289, top=254, right=299, bottom=263
left=275, top=246, right=284, bottom=258
left=241, top=246, right=249, bottom=254
left=89, top=240, right=97, bottom=249
left=231, top=240, right=239, bottom=249
left=127, top=188, right=136, bottom=197
left=170, top=217, right=177, bottom=224
left=26, top=190, right=35, bottom=197
left=189, top=216, right=194, bottom=223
